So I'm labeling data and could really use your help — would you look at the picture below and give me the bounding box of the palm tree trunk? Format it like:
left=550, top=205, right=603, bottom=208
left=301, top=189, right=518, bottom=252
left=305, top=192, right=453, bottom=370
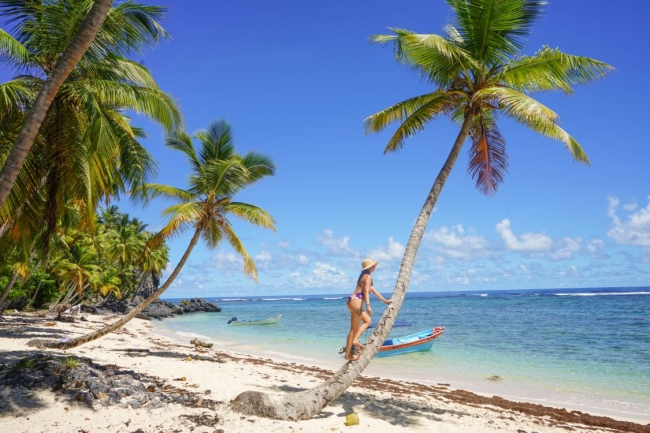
left=129, top=270, right=147, bottom=302
left=0, top=0, right=114, bottom=207
left=28, top=227, right=202, bottom=350
left=0, top=272, right=20, bottom=314
left=231, top=110, right=477, bottom=420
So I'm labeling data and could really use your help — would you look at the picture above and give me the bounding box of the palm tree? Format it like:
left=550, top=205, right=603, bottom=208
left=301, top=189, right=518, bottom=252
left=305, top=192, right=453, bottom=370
left=27, top=119, right=276, bottom=349
left=0, top=0, right=113, bottom=206
left=229, top=0, right=613, bottom=420
left=0, top=0, right=181, bottom=254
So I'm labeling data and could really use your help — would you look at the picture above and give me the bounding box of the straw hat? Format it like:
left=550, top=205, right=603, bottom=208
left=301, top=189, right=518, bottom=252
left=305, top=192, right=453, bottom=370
left=361, top=258, right=378, bottom=270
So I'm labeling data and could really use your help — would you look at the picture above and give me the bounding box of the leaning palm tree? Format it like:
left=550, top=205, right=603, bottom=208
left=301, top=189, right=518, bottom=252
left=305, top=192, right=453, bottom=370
left=230, top=0, right=612, bottom=420
left=0, top=0, right=113, bottom=206
left=28, top=119, right=276, bottom=349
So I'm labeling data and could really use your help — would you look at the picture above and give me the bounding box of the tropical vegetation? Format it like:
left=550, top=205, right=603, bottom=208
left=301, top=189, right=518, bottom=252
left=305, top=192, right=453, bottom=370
left=0, top=206, right=168, bottom=313
left=230, top=0, right=613, bottom=419
left=27, top=119, right=276, bottom=349
left=0, top=0, right=180, bottom=312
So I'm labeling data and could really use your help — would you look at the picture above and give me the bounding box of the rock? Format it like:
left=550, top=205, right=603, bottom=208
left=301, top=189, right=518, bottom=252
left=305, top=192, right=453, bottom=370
left=178, top=298, right=222, bottom=313
left=5, top=297, right=29, bottom=311
left=139, top=300, right=184, bottom=319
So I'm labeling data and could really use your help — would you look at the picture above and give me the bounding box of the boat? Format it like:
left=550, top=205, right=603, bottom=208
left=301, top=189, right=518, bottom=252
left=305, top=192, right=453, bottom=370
left=227, top=314, right=283, bottom=325
left=376, top=326, right=444, bottom=358
left=338, top=326, right=444, bottom=357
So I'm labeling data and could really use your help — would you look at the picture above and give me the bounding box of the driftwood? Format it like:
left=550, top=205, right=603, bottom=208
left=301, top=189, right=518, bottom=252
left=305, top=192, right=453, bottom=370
left=190, top=338, right=213, bottom=348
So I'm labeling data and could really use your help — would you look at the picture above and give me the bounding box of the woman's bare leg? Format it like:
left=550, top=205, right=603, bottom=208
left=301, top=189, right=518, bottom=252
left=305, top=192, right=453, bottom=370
left=345, top=301, right=363, bottom=360
left=352, top=311, right=371, bottom=351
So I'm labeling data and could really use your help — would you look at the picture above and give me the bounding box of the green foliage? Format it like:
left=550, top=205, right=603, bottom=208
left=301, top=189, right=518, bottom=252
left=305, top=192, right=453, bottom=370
left=0, top=206, right=169, bottom=308
left=26, top=271, right=59, bottom=309
left=62, top=357, right=82, bottom=369
left=10, top=358, right=38, bottom=371
left=140, top=119, right=276, bottom=283
left=0, top=0, right=182, bottom=259
left=366, top=0, right=613, bottom=195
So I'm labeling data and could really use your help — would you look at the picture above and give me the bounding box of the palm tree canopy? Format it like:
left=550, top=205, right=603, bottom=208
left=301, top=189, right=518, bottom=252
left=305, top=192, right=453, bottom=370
left=0, top=0, right=182, bottom=251
left=140, top=119, right=276, bottom=282
left=365, top=0, right=613, bottom=195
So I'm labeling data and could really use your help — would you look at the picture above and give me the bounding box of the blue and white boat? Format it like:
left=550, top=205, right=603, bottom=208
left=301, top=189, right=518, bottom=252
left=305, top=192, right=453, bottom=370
left=375, top=326, right=444, bottom=358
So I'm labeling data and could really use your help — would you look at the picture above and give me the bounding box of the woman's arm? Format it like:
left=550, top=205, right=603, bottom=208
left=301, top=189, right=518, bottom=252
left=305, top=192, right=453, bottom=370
left=369, top=286, right=392, bottom=304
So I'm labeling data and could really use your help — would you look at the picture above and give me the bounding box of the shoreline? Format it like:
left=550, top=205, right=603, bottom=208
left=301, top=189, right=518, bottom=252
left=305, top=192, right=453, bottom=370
left=150, top=318, right=650, bottom=425
left=1, top=312, right=649, bottom=433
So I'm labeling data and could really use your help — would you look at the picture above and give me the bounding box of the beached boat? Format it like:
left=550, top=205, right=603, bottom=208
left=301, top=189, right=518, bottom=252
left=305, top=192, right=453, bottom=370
left=375, top=326, right=444, bottom=358
left=227, top=314, right=283, bottom=326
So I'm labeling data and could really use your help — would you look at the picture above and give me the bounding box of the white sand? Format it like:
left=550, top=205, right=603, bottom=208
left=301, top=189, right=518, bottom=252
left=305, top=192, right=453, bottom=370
left=0, top=312, right=647, bottom=433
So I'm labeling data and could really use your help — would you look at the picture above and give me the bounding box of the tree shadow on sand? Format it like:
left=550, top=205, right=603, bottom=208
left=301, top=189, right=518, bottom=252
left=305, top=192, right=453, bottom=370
left=255, top=382, right=468, bottom=427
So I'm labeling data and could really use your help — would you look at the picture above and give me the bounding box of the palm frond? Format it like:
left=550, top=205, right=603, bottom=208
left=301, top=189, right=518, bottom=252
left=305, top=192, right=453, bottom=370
left=0, top=27, right=34, bottom=68
left=371, top=28, right=477, bottom=87
left=224, top=202, right=277, bottom=231
left=195, top=119, right=236, bottom=164
left=148, top=201, right=203, bottom=248
left=501, top=45, right=614, bottom=94
left=364, top=91, right=457, bottom=152
left=201, top=216, right=224, bottom=249
left=468, top=113, right=508, bottom=195
left=447, top=0, right=546, bottom=64
left=475, top=86, right=559, bottom=123
left=165, top=131, right=201, bottom=171
left=240, top=151, right=277, bottom=183
left=0, top=79, right=34, bottom=115
left=65, top=79, right=182, bottom=133
left=140, top=183, right=194, bottom=202
left=85, top=1, right=169, bottom=61
left=486, top=88, right=590, bottom=163
left=222, top=221, right=257, bottom=282
left=198, top=158, right=249, bottom=197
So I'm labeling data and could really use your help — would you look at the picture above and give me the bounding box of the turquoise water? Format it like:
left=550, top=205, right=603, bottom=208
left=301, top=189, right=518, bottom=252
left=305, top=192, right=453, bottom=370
left=152, top=287, right=650, bottom=422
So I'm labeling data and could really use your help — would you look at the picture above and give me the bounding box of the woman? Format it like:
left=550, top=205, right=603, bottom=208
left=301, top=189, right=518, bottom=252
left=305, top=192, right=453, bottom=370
left=344, top=258, right=392, bottom=361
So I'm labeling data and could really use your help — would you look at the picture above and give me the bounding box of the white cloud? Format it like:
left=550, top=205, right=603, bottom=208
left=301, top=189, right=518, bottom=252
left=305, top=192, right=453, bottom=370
left=254, top=250, right=272, bottom=263
left=550, top=237, right=582, bottom=260
left=317, top=229, right=356, bottom=256
left=368, top=236, right=405, bottom=262
left=587, top=239, right=604, bottom=254
left=496, top=219, right=553, bottom=252
left=423, top=224, right=490, bottom=259
left=607, top=196, right=650, bottom=247
left=210, top=252, right=244, bottom=276
left=288, top=261, right=348, bottom=288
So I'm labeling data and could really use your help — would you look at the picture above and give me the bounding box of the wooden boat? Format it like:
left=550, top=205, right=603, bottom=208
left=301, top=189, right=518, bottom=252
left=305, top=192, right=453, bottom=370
left=227, top=314, right=283, bottom=326
left=375, top=326, right=444, bottom=358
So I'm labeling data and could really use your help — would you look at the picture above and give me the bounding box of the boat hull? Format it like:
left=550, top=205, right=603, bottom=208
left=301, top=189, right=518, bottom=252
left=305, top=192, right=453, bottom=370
left=229, top=314, right=283, bottom=326
left=375, top=326, right=444, bottom=358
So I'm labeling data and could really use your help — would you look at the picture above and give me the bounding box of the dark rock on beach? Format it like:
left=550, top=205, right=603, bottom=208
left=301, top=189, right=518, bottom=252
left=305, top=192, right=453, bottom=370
left=178, top=298, right=222, bottom=314
left=0, top=354, right=220, bottom=411
left=94, top=272, right=221, bottom=319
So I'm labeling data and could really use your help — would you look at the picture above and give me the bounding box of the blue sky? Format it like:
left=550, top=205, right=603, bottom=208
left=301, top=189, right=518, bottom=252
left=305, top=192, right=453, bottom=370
left=6, top=1, right=650, bottom=297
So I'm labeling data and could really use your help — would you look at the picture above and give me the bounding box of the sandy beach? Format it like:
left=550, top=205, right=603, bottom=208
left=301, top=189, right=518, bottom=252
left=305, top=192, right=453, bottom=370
left=1, top=312, right=648, bottom=433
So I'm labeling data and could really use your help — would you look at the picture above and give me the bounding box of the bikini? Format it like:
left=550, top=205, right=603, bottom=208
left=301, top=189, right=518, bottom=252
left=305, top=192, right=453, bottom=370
left=346, top=270, right=373, bottom=303
left=346, top=292, right=364, bottom=303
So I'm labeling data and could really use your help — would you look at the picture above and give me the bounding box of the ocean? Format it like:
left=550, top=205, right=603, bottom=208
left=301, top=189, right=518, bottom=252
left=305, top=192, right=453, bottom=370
left=152, top=287, right=650, bottom=422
